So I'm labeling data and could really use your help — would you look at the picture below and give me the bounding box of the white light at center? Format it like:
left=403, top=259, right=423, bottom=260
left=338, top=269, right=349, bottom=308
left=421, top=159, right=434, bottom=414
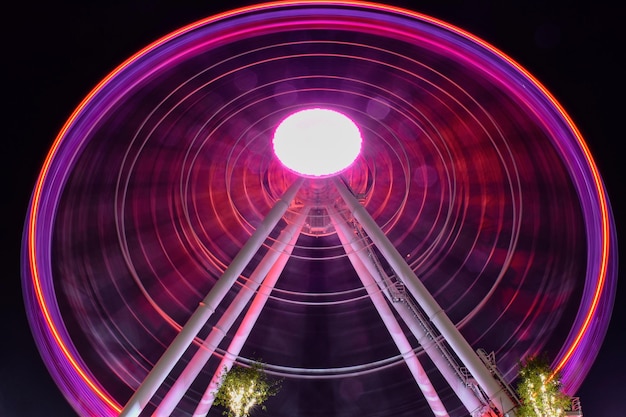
left=272, top=108, right=362, bottom=177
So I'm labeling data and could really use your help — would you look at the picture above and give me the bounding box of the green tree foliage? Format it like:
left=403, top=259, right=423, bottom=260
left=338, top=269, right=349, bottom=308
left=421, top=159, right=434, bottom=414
left=516, top=356, right=572, bottom=417
left=213, top=362, right=282, bottom=417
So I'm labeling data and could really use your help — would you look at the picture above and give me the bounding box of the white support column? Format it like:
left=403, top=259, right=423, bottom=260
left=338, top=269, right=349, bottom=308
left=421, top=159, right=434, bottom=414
left=333, top=177, right=517, bottom=417
left=191, top=208, right=307, bottom=417
left=152, top=206, right=310, bottom=416
left=119, top=178, right=304, bottom=417
left=329, top=208, right=449, bottom=417
left=329, top=205, right=485, bottom=416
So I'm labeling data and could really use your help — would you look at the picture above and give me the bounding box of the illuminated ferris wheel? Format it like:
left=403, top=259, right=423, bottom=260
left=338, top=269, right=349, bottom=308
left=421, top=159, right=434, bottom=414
left=22, top=2, right=617, bottom=417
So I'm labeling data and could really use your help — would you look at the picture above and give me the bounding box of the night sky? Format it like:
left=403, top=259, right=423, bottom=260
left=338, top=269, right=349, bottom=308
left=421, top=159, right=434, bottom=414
left=3, top=1, right=623, bottom=416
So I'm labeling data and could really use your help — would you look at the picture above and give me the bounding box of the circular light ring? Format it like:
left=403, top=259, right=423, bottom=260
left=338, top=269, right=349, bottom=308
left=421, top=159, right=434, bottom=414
left=22, top=2, right=617, bottom=416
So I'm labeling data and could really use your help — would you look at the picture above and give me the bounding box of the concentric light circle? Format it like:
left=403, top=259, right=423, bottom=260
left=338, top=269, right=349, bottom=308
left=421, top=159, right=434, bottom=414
left=22, top=2, right=617, bottom=417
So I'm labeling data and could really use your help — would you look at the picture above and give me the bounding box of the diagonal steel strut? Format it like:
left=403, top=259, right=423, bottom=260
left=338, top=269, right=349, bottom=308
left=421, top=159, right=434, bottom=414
left=190, top=206, right=309, bottom=417
left=119, top=178, right=303, bottom=417
left=329, top=205, right=450, bottom=417
left=329, top=204, right=487, bottom=416
left=153, top=205, right=310, bottom=416
left=333, top=177, right=517, bottom=417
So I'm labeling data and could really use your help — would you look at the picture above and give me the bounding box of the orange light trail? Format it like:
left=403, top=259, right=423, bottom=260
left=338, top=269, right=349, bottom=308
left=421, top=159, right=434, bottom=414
left=473, top=36, right=611, bottom=377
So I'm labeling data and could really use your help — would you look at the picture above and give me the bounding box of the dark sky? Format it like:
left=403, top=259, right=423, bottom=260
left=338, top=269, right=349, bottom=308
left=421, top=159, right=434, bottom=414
left=3, top=1, right=623, bottom=416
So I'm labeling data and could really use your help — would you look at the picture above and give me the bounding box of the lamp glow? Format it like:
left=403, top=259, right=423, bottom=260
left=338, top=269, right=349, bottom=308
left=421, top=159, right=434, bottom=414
left=272, top=108, right=362, bottom=177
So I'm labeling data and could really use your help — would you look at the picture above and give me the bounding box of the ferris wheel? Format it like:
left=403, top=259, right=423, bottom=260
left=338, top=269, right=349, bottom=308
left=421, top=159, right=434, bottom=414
left=22, top=2, right=617, bottom=417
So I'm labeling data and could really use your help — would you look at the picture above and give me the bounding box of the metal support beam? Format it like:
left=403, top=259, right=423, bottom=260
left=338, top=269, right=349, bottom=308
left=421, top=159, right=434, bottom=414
left=333, top=177, right=517, bottom=417
left=329, top=205, right=485, bottom=415
left=329, top=207, right=449, bottom=417
left=152, top=206, right=309, bottom=416
left=120, top=178, right=303, bottom=417
left=191, top=208, right=307, bottom=417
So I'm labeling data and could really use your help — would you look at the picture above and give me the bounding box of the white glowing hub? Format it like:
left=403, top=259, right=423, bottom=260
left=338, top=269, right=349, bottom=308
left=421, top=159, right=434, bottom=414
left=272, top=108, right=362, bottom=177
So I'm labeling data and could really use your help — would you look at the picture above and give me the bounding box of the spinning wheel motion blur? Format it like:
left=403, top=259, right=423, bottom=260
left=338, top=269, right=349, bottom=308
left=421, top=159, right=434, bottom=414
left=22, top=2, right=617, bottom=417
